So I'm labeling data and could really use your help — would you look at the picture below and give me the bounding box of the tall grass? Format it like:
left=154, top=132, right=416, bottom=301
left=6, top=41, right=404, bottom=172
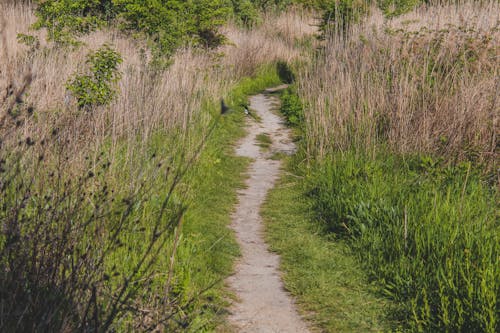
left=0, top=2, right=313, bottom=330
left=306, top=152, right=499, bottom=331
left=299, top=1, right=499, bottom=170
left=1, top=2, right=311, bottom=160
left=291, top=1, right=499, bottom=331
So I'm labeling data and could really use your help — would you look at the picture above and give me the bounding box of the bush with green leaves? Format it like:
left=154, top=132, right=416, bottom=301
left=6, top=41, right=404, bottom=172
left=231, top=0, right=261, bottom=27
left=114, top=0, right=232, bottom=54
left=34, top=0, right=233, bottom=56
left=33, top=0, right=114, bottom=44
left=66, top=45, right=122, bottom=110
left=377, top=0, right=422, bottom=17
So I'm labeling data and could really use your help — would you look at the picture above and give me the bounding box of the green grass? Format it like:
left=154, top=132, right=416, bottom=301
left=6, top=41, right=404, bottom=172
left=261, top=156, right=390, bottom=332
left=306, top=151, right=499, bottom=332
left=162, top=65, right=283, bottom=331
left=256, top=133, right=272, bottom=149
left=94, top=64, right=283, bottom=331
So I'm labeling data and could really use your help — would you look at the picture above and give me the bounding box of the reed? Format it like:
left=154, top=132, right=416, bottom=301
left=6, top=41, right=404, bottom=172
left=299, top=1, right=499, bottom=170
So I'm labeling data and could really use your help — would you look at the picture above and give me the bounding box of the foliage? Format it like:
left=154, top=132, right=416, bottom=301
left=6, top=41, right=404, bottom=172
left=301, top=14, right=499, bottom=170
left=0, top=124, right=188, bottom=332
left=262, top=155, right=390, bottom=332
left=377, top=0, right=422, bottom=16
left=280, top=86, right=304, bottom=127
left=319, top=0, right=371, bottom=35
left=33, top=0, right=114, bottom=44
left=34, top=0, right=232, bottom=56
left=231, top=0, right=261, bottom=27
left=114, top=0, right=231, bottom=54
left=306, top=151, right=499, bottom=332
left=16, top=33, right=40, bottom=49
left=66, top=45, right=122, bottom=110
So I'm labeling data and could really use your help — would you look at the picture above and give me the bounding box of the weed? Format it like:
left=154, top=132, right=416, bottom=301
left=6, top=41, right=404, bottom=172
left=256, top=133, right=273, bottom=149
left=66, top=44, right=122, bottom=110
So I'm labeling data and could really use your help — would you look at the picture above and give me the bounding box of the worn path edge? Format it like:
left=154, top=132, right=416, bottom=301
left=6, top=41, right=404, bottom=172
left=226, top=86, right=310, bottom=333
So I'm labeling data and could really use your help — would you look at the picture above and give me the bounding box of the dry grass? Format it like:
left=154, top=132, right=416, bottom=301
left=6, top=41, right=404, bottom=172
left=299, top=1, right=499, bottom=170
left=0, top=3, right=316, bottom=330
left=0, top=3, right=312, bottom=167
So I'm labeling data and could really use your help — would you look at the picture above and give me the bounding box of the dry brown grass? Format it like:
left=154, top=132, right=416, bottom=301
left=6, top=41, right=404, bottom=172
left=299, top=1, right=499, bottom=170
left=0, top=3, right=313, bottom=167
left=0, top=3, right=316, bottom=331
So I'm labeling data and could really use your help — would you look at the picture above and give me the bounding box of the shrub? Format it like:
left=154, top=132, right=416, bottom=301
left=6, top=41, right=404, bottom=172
left=111, top=0, right=232, bottom=55
left=33, top=0, right=113, bottom=44
left=66, top=45, right=122, bottom=110
left=377, top=0, right=422, bottom=17
left=231, top=0, right=261, bottom=27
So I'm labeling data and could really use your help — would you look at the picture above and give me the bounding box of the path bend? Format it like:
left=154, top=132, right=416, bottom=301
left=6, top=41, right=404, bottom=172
left=226, top=87, right=310, bottom=333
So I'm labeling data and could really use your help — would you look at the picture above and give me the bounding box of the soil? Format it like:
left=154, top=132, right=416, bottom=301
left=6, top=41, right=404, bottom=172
left=226, top=87, right=310, bottom=333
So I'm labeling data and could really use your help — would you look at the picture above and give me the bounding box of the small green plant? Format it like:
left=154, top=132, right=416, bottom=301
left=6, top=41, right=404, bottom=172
left=16, top=33, right=40, bottom=50
left=256, top=133, right=273, bottom=149
left=66, top=44, right=122, bottom=110
left=280, top=86, right=304, bottom=127
left=377, top=0, right=422, bottom=17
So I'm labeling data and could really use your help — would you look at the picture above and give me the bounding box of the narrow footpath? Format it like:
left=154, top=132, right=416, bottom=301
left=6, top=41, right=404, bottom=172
left=226, top=87, right=310, bottom=333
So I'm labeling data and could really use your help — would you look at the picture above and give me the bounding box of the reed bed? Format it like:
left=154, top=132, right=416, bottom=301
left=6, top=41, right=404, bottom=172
left=299, top=1, right=499, bottom=170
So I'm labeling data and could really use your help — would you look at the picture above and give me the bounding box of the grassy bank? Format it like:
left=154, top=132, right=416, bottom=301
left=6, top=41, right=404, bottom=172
left=277, top=103, right=499, bottom=331
left=262, top=156, right=390, bottom=332
left=281, top=1, right=499, bottom=331
left=305, top=151, right=498, bottom=332
left=166, top=67, right=283, bottom=331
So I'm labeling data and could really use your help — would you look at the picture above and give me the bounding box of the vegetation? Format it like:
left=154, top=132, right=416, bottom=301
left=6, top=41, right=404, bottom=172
left=262, top=157, right=390, bottom=331
left=305, top=152, right=498, bottom=331
left=279, top=86, right=304, bottom=127
left=1, top=0, right=498, bottom=331
left=279, top=0, right=500, bottom=331
left=256, top=133, right=273, bottom=149
left=31, top=0, right=318, bottom=54
left=67, top=44, right=123, bottom=109
left=0, top=0, right=307, bottom=330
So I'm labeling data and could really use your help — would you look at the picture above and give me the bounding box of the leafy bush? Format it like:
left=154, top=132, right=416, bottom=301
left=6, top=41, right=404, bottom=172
left=34, top=0, right=232, bottom=56
left=66, top=45, right=122, bottom=110
left=377, top=0, right=422, bottom=17
left=33, top=0, right=114, bottom=44
left=231, top=0, right=261, bottom=27
left=307, top=151, right=499, bottom=332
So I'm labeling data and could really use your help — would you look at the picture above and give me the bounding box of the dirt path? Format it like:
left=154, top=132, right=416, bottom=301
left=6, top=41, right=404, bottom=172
left=226, top=87, right=310, bottom=333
